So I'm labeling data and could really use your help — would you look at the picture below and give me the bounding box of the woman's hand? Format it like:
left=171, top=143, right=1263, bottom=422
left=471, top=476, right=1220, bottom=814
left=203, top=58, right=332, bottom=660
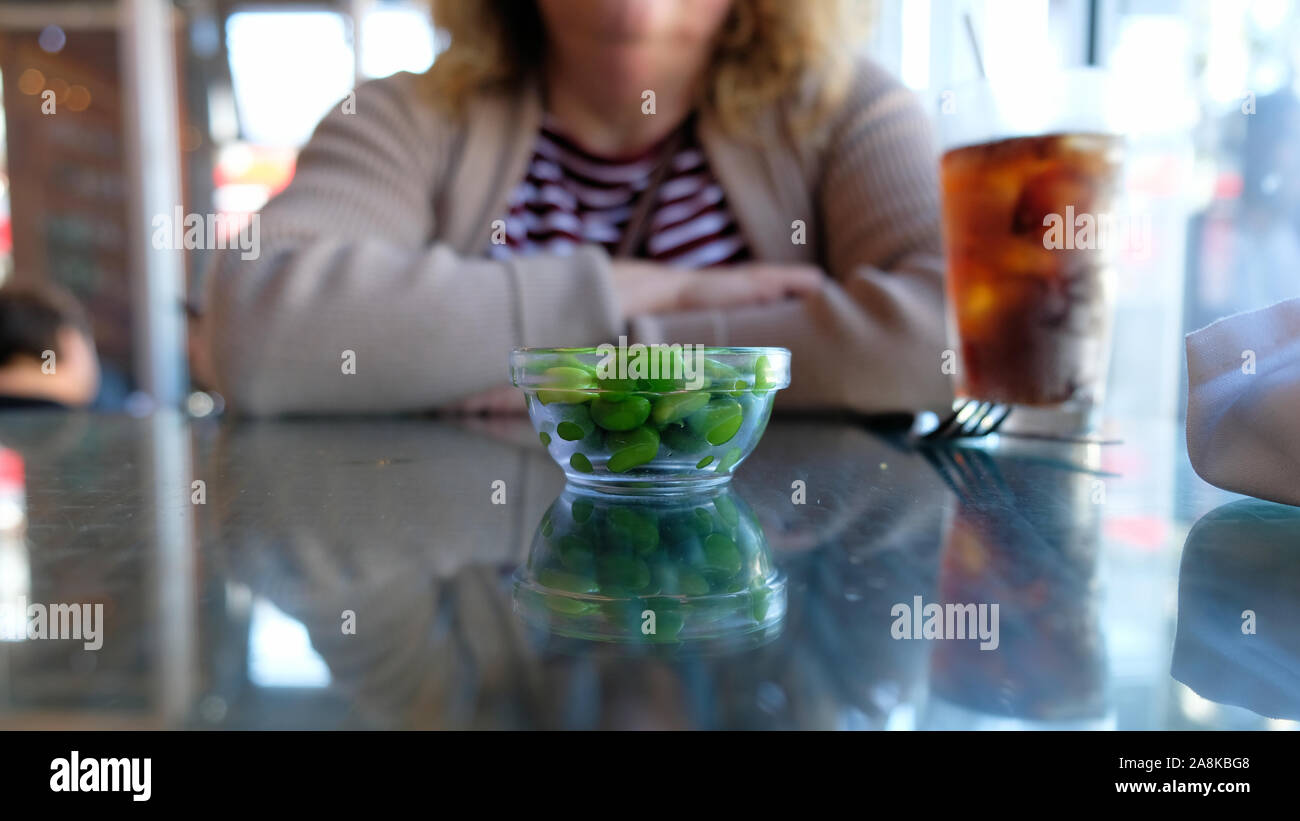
left=611, top=260, right=823, bottom=318
left=446, top=261, right=823, bottom=415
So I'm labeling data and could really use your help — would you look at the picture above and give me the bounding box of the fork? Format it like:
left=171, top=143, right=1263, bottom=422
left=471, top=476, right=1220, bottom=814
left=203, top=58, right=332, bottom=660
left=917, top=399, right=1012, bottom=442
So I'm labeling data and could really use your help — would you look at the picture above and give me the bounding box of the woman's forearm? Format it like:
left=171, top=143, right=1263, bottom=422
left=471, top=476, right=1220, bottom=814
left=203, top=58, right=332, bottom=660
left=627, top=253, right=953, bottom=414
left=205, top=241, right=621, bottom=415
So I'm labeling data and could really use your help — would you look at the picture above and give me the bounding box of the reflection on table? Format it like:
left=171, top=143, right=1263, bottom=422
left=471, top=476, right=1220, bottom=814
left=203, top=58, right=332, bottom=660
left=0, top=412, right=1292, bottom=730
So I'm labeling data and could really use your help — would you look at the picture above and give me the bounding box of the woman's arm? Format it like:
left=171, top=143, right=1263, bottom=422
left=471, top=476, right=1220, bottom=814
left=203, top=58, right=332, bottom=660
left=628, top=67, right=954, bottom=414
left=203, top=74, right=622, bottom=415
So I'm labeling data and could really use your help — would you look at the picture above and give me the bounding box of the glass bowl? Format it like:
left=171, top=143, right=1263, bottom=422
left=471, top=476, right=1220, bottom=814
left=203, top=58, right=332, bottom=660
left=513, top=485, right=786, bottom=645
left=510, top=346, right=789, bottom=491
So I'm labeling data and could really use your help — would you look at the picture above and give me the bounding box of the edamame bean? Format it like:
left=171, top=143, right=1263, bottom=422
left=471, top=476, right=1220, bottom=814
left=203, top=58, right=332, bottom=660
left=571, top=498, right=594, bottom=524
left=590, top=395, right=651, bottom=431
left=696, top=455, right=714, bottom=469
left=531, top=354, right=595, bottom=376
left=641, top=347, right=688, bottom=392
left=660, top=515, right=699, bottom=548
left=703, top=358, right=746, bottom=394
left=538, top=567, right=598, bottom=594
left=596, top=554, right=651, bottom=593
left=751, top=582, right=773, bottom=621
left=538, top=366, right=597, bottom=405
left=753, top=354, right=776, bottom=392
left=569, top=452, right=594, bottom=473
left=716, top=447, right=743, bottom=472
left=557, top=534, right=594, bottom=573
left=687, top=397, right=743, bottom=446
left=713, top=495, right=740, bottom=528
left=679, top=569, right=710, bottom=596
left=605, top=426, right=660, bottom=473
left=553, top=404, right=598, bottom=445
left=693, top=507, right=715, bottom=535
left=703, top=532, right=742, bottom=576
left=539, top=431, right=552, bottom=446
left=662, top=424, right=708, bottom=455
left=544, top=596, right=598, bottom=615
left=606, top=507, right=659, bottom=555
left=650, top=391, right=709, bottom=426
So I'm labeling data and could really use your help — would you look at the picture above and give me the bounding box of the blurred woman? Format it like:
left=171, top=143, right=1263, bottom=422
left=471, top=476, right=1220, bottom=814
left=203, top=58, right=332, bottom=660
left=204, top=0, right=950, bottom=415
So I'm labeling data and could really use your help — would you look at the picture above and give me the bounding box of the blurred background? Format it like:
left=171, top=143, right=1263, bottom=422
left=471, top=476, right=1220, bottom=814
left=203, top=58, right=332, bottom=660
left=0, top=0, right=1296, bottom=416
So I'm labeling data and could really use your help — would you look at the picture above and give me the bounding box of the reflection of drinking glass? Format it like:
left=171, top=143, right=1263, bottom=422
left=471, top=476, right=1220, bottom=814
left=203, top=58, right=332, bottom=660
left=514, top=485, right=785, bottom=647
left=939, top=70, right=1125, bottom=435
left=925, top=443, right=1108, bottom=726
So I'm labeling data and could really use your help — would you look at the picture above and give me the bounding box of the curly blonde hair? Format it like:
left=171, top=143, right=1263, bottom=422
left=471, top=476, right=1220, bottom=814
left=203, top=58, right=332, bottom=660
left=422, top=0, right=870, bottom=133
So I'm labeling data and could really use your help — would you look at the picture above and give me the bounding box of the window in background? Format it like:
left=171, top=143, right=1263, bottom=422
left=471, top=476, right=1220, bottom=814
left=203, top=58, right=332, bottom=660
left=360, top=1, right=438, bottom=80
left=1182, top=0, right=1300, bottom=333
left=213, top=4, right=437, bottom=238
left=225, top=10, right=353, bottom=148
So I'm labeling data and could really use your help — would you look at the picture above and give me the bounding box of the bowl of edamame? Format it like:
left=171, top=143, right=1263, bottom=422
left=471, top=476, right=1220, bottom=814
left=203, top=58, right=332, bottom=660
left=510, top=345, right=789, bottom=490
left=513, top=485, right=786, bottom=645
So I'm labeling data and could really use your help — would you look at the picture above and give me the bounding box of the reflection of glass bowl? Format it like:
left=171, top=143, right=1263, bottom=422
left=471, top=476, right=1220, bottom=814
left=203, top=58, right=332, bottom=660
left=513, top=485, right=785, bottom=645
left=510, top=347, right=789, bottom=491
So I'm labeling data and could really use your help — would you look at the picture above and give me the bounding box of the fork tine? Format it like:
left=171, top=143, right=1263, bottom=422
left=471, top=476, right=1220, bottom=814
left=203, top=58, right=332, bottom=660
left=959, top=401, right=993, bottom=436
left=983, top=403, right=1013, bottom=434
left=923, top=398, right=973, bottom=441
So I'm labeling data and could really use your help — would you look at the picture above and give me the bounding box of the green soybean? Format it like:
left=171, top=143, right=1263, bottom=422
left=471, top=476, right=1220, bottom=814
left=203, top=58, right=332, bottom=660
left=569, top=452, right=594, bottom=473
left=660, top=515, right=701, bottom=548
left=537, top=366, right=597, bottom=405
left=596, top=554, right=651, bottom=593
left=533, top=354, right=595, bottom=376
left=538, top=567, right=598, bottom=594
left=679, top=569, right=710, bottom=596
left=703, top=358, right=746, bottom=394
left=753, top=354, right=777, bottom=392
left=571, top=498, right=594, bottom=524
left=590, top=395, right=651, bottom=431
left=713, top=495, right=740, bottom=528
left=557, top=534, right=594, bottom=573
left=716, top=447, right=743, bottom=472
left=606, top=507, right=659, bottom=555
left=662, top=424, right=708, bottom=455
left=696, top=455, right=714, bottom=469
left=693, top=507, right=715, bottom=535
left=751, top=583, right=773, bottom=621
left=605, top=426, right=660, bottom=473
left=687, top=397, right=743, bottom=446
left=544, top=596, right=598, bottom=615
left=594, top=350, right=639, bottom=392
left=650, top=391, right=709, bottom=426
left=552, top=403, right=595, bottom=441
left=640, top=347, right=688, bottom=392
left=539, top=431, right=552, bottom=446
left=703, top=532, right=742, bottom=576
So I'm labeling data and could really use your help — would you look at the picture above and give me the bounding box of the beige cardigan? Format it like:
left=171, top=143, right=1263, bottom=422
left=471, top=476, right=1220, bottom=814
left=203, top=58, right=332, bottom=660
left=203, top=59, right=953, bottom=415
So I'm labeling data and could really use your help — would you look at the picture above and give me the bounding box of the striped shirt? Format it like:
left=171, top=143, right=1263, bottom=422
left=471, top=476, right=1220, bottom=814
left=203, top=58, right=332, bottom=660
left=489, top=114, right=750, bottom=267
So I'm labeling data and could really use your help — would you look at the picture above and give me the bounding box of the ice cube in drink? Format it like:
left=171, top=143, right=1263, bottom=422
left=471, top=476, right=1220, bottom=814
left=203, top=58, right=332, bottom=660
left=940, top=133, right=1123, bottom=408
